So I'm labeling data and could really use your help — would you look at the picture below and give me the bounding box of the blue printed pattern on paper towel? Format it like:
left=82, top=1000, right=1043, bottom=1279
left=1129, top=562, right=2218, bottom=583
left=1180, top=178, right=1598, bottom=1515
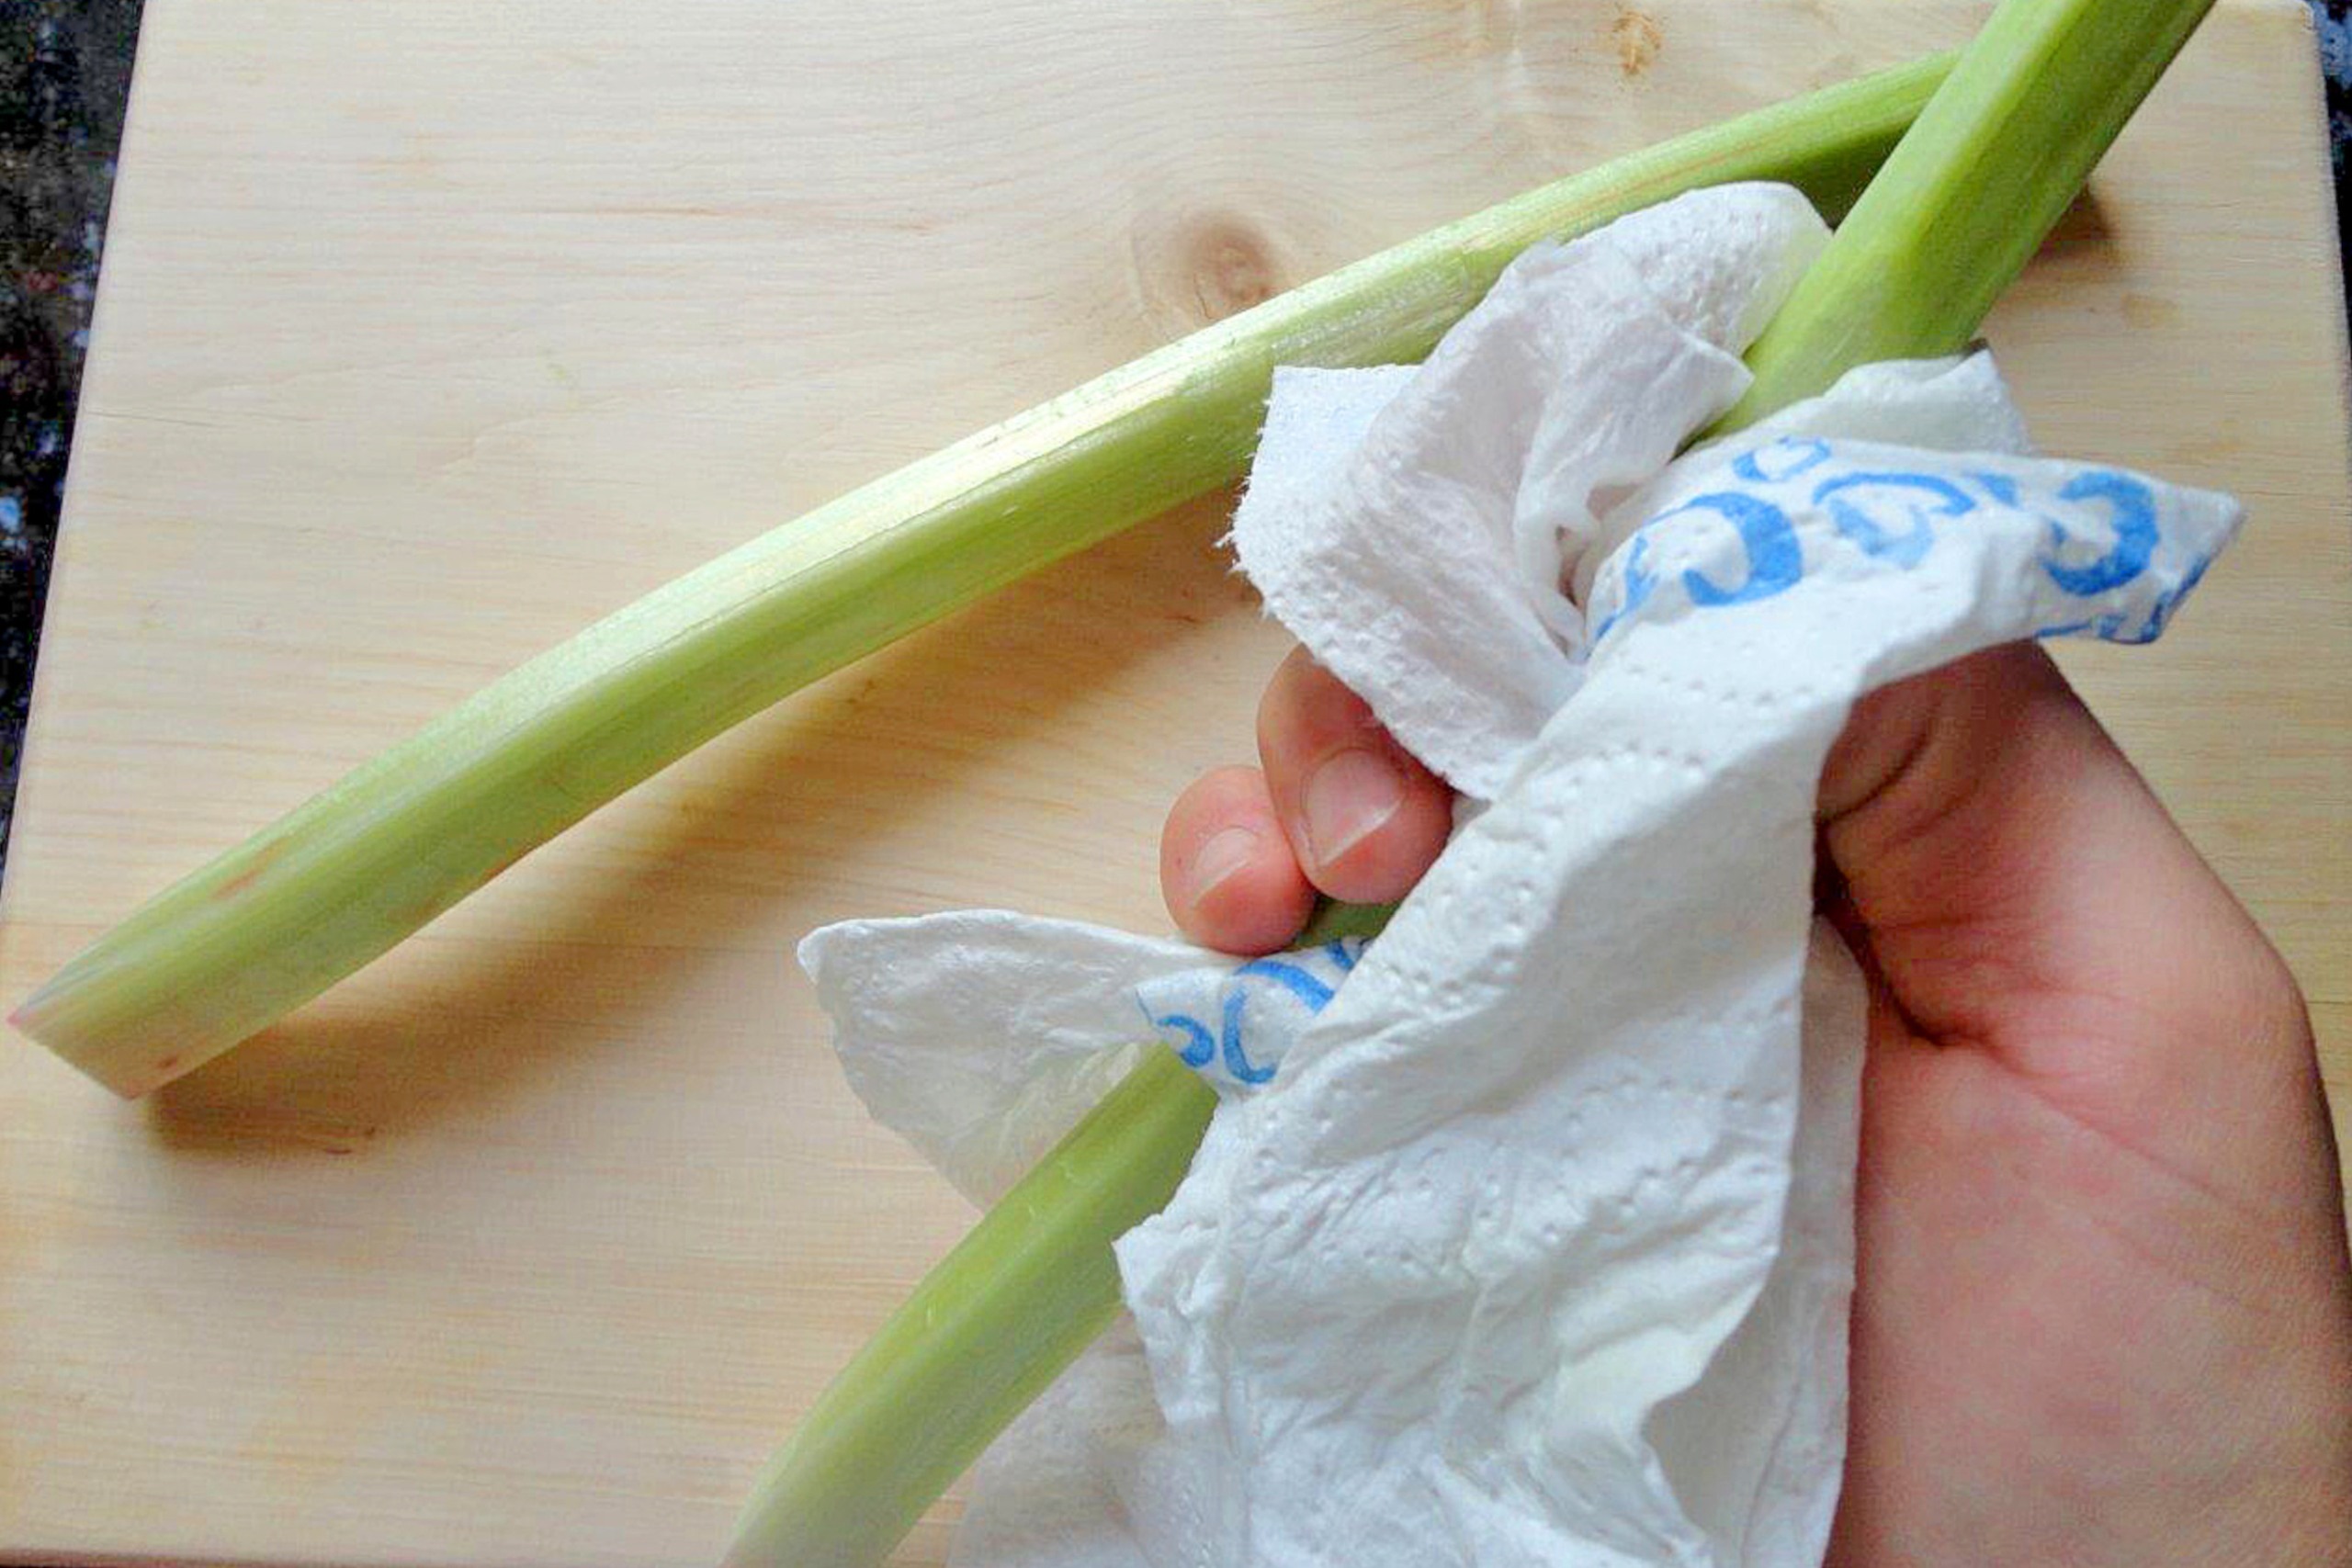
left=1136, top=938, right=1366, bottom=1090
left=1589, top=436, right=2217, bottom=649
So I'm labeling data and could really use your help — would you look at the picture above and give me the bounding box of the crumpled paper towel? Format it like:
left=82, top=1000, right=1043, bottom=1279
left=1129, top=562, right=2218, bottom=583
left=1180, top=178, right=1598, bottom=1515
left=797, top=182, right=2240, bottom=1567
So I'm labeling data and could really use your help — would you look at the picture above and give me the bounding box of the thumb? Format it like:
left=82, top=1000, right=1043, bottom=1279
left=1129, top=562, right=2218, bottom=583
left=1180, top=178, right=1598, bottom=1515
left=1817, top=641, right=2340, bottom=1211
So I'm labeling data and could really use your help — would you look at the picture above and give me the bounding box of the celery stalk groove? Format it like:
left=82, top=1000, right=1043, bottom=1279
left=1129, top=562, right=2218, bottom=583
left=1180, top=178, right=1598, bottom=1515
left=15, top=57, right=1951, bottom=1096
left=723, top=1, right=2217, bottom=1562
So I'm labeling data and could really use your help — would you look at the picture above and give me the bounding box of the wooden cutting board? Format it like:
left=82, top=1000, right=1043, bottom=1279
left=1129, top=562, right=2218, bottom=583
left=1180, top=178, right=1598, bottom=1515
left=3, top=1, right=2346, bottom=1562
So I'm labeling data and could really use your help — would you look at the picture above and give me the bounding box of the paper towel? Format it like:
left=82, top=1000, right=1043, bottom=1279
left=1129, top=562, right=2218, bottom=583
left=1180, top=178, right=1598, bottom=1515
left=796, top=183, right=2241, bottom=1567
left=800, top=913, right=1367, bottom=1203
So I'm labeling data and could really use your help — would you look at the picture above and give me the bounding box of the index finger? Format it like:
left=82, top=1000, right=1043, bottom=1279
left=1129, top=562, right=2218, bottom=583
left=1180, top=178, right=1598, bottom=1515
left=1255, top=646, right=1453, bottom=906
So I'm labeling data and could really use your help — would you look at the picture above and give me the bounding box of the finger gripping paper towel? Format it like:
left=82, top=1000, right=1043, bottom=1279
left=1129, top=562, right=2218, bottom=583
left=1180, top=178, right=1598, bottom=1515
left=797, top=183, right=2241, bottom=1568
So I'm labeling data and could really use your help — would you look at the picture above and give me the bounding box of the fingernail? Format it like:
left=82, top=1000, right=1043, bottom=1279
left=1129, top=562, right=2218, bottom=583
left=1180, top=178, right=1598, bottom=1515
left=1190, top=827, right=1261, bottom=904
left=1303, top=748, right=1403, bottom=868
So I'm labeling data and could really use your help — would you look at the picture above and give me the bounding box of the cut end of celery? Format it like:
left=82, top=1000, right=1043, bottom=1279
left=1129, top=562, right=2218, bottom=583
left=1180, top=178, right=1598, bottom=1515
left=13, top=953, right=228, bottom=1097
left=9, top=984, right=143, bottom=1098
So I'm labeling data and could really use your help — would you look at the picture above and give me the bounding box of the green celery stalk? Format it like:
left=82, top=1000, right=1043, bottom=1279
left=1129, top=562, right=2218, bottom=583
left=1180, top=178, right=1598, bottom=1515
left=726, top=0, right=2216, bottom=1562
left=1718, top=0, right=2219, bottom=430
left=725, top=1045, right=1216, bottom=1568
left=14, top=55, right=1951, bottom=1097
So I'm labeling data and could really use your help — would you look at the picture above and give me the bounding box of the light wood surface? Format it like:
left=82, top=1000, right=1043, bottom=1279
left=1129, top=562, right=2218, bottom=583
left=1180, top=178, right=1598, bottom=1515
left=2, top=2, right=2346, bottom=1562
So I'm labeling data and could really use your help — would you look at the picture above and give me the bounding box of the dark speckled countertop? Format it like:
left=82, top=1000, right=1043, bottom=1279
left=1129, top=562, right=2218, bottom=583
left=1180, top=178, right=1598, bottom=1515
left=2, top=1, right=2347, bottom=878
left=3, top=0, right=140, bottom=870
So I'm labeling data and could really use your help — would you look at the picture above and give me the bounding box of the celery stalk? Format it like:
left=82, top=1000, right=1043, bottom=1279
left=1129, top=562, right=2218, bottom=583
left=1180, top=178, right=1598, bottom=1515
left=725, top=1046, right=1215, bottom=1568
left=1718, top=0, right=2219, bottom=430
left=14, top=56, right=1951, bottom=1097
left=725, top=1, right=2216, bottom=1562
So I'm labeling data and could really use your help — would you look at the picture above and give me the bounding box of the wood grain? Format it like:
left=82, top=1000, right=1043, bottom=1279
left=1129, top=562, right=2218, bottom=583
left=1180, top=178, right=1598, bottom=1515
left=1, top=2, right=2345, bottom=1563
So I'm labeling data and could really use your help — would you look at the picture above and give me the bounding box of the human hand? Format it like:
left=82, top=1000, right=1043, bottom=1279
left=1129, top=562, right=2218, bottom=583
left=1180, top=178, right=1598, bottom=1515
left=1159, top=641, right=2352, bottom=1564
